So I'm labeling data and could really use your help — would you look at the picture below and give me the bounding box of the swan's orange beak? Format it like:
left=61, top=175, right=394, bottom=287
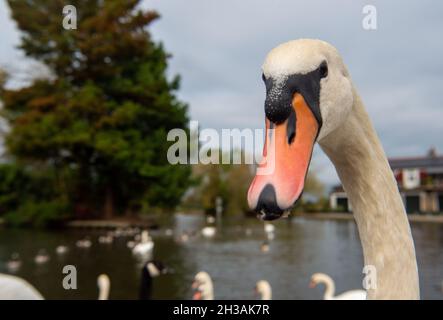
left=247, top=93, right=319, bottom=220
left=192, top=291, right=202, bottom=300
left=309, top=280, right=317, bottom=288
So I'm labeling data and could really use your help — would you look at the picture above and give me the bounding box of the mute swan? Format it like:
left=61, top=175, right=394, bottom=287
left=192, top=271, right=214, bottom=300
left=97, top=274, right=110, bottom=300
left=55, top=245, right=68, bottom=255
left=255, top=280, right=272, bottom=300
left=98, top=233, right=113, bottom=244
left=132, top=230, right=154, bottom=257
left=264, top=222, right=275, bottom=240
left=264, top=222, right=275, bottom=234
left=76, top=237, right=92, bottom=248
left=247, top=39, right=419, bottom=299
left=310, top=273, right=366, bottom=300
left=34, top=249, right=50, bottom=264
left=127, top=240, right=136, bottom=249
left=201, top=226, right=216, bottom=238
left=139, top=261, right=167, bottom=300
left=0, top=273, right=44, bottom=300
left=6, top=253, right=21, bottom=273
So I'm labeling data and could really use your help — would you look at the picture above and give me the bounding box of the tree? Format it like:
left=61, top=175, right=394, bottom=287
left=181, top=149, right=255, bottom=215
left=0, top=0, right=191, bottom=222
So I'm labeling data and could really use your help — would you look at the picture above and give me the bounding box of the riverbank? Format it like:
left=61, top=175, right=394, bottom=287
left=295, top=212, right=443, bottom=223
left=64, top=217, right=159, bottom=230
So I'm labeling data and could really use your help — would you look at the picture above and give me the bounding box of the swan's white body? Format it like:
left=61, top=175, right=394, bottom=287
left=264, top=223, right=275, bottom=240
left=256, top=280, right=272, bottom=300
left=0, top=273, right=44, bottom=300
left=264, top=223, right=275, bottom=234
left=192, top=271, right=214, bottom=300
left=55, top=245, right=68, bottom=255
left=97, top=274, right=110, bottom=300
left=76, top=238, right=92, bottom=248
left=132, top=231, right=154, bottom=257
left=98, top=234, right=113, bottom=244
left=310, top=273, right=366, bottom=300
left=250, top=39, right=419, bottom=299
left=34, top=250, right=50, bottom=264
left=201, top=226, right=216, bottom=238
left=6, top=253, right=21, bottom=273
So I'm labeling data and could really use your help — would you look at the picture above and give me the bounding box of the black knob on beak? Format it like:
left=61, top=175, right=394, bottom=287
left=264, top=92, right=293, bottom=124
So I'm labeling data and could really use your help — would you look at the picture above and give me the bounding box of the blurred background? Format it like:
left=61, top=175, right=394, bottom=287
left=0, top=0, right=442, bottom=299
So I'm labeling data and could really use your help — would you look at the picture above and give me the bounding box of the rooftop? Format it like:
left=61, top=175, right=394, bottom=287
left=389, top=148, right=443, bottom=170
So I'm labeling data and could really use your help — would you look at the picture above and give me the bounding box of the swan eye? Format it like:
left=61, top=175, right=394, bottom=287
left=319, top=61, right=328, bottom=78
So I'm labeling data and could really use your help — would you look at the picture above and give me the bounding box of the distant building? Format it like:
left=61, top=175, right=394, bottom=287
left=329, top=148, right=443, bottom=214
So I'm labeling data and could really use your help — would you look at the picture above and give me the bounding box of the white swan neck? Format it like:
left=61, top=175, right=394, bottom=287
left=321, top=276, right=335, bottom=300
left=319, top=90, right=419, bottom=299
left=98, top=276, right=110, bottom=300
left=98, top=285, right=109, bottom=300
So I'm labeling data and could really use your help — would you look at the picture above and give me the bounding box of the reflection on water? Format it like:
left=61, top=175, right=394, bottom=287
left=0, top=214, right=442, bottom=299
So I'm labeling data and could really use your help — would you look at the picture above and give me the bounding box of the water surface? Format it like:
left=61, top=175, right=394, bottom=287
left=0, top=214, right=442, bottom=299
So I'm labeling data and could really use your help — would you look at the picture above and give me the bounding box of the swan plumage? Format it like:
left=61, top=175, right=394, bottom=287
left=310, top=273, right=366, bottom=300
left=247, top=39, right=419, bottom=299
left=192, top=271, right=214, bottom=300
left=132, top=230, right=154, bottom=257
left=0, top=273, right=44, bottom=300
left=255, top=280, right=272, bottom=300
left=97, top=274, right=110, bottom=300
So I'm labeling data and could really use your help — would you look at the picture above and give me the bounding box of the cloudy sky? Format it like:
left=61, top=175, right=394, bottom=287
left=1, top=0, right=442, bottom=186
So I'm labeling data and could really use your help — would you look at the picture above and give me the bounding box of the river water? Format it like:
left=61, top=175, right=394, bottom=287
left=0, top=214, right=442, bottom=299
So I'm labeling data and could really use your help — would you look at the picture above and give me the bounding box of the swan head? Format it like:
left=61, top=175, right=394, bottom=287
left=192, top=271, right=214, bottom=300
left=248, top=39, right=354, bottom=220
left=309, top=272, right=333, bottom=288
left=255, top=280, right=272, bottom=300
left=97, top=274, right=110, bottom=300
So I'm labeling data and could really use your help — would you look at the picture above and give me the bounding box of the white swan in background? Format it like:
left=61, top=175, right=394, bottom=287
left=0, top=273, right=44, bottom=300
left=6, top=253, right=21, bottom=273
left=206, top=215, right=216, bottom=224
left=126, top=240, right=136, bottom=249
left=255, top=280, right=272, bottom=300
left=310, top=273, right=366, bottom=300
left=76, top=237, right=92, bottom=248
left=177, top=232, right=189, bottom=243
left=264, top=223, right=275, bottom=240
left=132, top=230, right=154, bottom=257
left=201, top=226, right=216, bottom=238
left=264, top=223, right=275, bottom=234
left=247, top=39, right=419, bottom=299
left=192, top=271, right=214, bottom=300
left=34, top=249, right=50, bottom=264
left=98, top=233, right=113, bottom=244
left=55, top=245, right=68, bottom=255
left=97, top=274, right=110, bottom=300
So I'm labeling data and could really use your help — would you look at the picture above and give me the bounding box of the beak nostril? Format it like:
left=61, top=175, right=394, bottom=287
left=286, top=109, right=296, bottom=144
left=288, top=132, right=295, bottom=145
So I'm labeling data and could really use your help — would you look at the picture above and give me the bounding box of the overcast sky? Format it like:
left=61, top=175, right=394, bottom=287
left=1, top=0, right=442, bottom=186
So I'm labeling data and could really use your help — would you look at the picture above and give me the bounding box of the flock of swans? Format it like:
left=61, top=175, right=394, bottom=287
left=0, top=218, right=369, bottom=300
left=190, top=271, right=366, bottom=300
left=1, top=220, right=171, bottom=300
